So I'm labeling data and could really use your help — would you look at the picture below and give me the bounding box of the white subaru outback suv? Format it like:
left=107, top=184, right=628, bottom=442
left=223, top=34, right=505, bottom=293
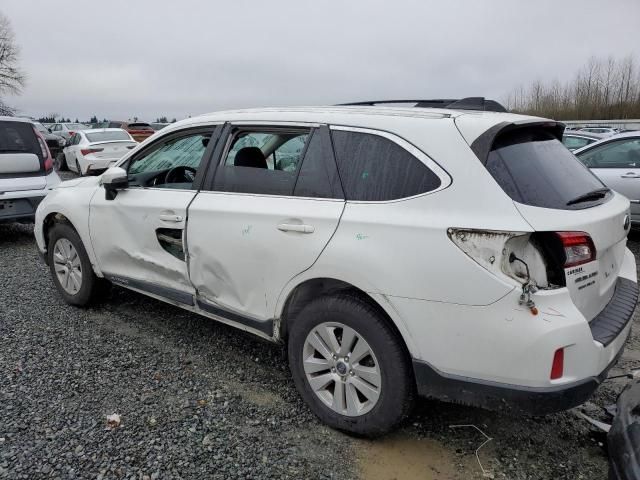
left=34, top=100, right=638, bottom=436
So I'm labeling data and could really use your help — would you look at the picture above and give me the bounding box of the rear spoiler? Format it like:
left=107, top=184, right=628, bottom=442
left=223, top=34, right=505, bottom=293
left=470, top=121, right=566, bottom=165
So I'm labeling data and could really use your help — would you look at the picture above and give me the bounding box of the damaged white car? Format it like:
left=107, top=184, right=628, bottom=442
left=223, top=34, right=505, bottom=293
left=34, top=100, right=638, bottom=436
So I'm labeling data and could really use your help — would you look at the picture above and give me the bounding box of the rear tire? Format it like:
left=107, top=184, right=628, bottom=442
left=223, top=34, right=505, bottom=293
left=47, top=223, right=108, bottom=306
left=288, top=293, right=415, bottom=437
left=54, top=152, right=68, bottom=171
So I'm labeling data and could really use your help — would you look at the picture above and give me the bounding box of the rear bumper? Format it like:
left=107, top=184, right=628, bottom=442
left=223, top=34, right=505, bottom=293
left=412, top=276, right=638, bottom=415
left=0, top=195, right=45, bottom=222
left=413, top=339, right=627, bottom=414
left=608, top=380, right=640, bottom=480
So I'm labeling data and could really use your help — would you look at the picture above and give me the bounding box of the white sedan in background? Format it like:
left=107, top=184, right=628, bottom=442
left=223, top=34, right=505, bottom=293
left=63, top=129, right=137, bottom=176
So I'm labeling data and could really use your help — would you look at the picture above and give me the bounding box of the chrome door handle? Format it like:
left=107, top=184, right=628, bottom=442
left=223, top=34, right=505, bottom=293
left=277, top=223, right=315, bottom=233
left=159, top=214, right=183, bottom=222
left=621, top=173, right=640, bottom=178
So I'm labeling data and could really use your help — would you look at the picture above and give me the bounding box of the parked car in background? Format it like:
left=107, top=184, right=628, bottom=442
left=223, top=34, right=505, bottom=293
left=49, top=123, right=90, bottom=140
left=34, top=103, right=637, bottom=435
left=0, top=116, right=60, bottom=223
left=107, top=121, right=154, bottom=142
left=562, top=131, right=605, bottom=151
left=150, top=122, right=170, bottom=131
left=579, top=127, right=619, bottom=136
left=61, top=128, right=137, bottom=176
left=575, top=132, right=640, bottom=225
left=33, top=121, right=66, bottom=158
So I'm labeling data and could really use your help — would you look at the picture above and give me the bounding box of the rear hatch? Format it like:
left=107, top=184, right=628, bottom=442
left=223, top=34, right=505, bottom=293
left=0, top=121, right=47, bottom=192
left=472, top=122, right=630, bottom=321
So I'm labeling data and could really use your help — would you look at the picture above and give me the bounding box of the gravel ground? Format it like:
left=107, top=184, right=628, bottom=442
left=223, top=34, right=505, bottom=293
left=1, top=180, right=640, bottom=479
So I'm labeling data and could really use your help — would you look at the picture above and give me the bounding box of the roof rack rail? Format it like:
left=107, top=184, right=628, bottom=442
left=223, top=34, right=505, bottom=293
left=337, top=97, right=508, bottom=113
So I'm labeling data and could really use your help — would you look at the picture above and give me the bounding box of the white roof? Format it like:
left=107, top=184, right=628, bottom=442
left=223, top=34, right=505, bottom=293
left=158, top=106, right=549, bottom=145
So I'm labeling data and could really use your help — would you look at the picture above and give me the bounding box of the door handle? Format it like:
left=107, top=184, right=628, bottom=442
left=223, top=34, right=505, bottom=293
left=621, top=173, right=640, bottom=178
left=277, top=223, right=315, bottom=233
left=159, top=214, right=183, bottom=222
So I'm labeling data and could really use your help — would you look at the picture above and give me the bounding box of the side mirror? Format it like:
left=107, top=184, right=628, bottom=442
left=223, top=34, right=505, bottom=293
left=101, top=166, right=129, bottom=200
left=47, top=128, right=52, bottom=133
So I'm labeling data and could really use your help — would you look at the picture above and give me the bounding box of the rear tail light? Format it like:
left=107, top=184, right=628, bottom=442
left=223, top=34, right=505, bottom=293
left=33, top=126, right=54, bottom=174
left=550, top=348, right=564, bottom=380
left=81, top=148, right=104, bottom=155
left=555, top=232, right=596, bottom=267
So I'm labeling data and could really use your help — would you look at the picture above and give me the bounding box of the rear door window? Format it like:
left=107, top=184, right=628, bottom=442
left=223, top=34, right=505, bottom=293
left=486, top=128, right=608, bottom=210
left=212, top=128, right=310, bottom=196
left=330, top=130, right=441, bottom=201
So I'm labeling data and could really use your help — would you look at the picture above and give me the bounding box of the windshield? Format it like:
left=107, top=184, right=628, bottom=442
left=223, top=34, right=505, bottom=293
left=486, top=128, right=609, bottom=210
left=86, top=131, right=131, bottom=142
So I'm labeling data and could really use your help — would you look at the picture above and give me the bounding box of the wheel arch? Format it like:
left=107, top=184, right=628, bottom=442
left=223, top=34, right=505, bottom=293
left=277, top=277, right=420, bottom=359
left=41, top=210, right=103, bottom=277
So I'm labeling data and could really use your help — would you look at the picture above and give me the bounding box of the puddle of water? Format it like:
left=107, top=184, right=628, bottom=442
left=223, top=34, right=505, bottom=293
left=357, top=434, right=476, bottom=480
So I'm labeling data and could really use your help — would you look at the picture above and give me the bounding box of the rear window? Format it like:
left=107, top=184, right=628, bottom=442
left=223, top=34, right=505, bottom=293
left=67, top=124, right=87, bottom=130
left=86, top=131, right=131, bottom=142
left=331, top=130, right=441, bottom=201
left=128, top=123, right=152, bottom=130
left=486, top=128, right=608, bottom=210
left=0, top=121, right=42, bottom=160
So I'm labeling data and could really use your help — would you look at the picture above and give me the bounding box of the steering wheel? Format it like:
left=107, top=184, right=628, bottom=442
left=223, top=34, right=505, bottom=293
left=164, top=165, right=197, bottom=184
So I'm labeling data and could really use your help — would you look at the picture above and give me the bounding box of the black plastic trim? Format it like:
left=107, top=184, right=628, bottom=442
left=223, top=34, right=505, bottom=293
left=196, top=299, right=273, bottom=336
left=590, top=278, right=639, bottom=347
left=413, top=343, right=627, bottom=415
left=608, top=380, right=640, bottom=480
left=105, top=275, right=194, bottom=306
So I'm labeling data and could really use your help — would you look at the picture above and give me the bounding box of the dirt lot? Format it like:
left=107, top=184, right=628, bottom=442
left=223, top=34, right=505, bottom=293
left=1, top=179, right=639, bottom=479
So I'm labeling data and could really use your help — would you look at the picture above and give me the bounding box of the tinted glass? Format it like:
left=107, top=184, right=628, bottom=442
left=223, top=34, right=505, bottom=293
left=486, top=129, right=607, bottom=210
left=331, top=130, right=441, bottom=201
left=577, top=138, right=640, bottom=169
left=0, top=121, right=41, bottom=159
left=128, top=123, right=153, bottom=130
left=294, top=128, right=344, bottom=199
left=86, top=131, right=131, bottom=142
left=108, top=122, right=122, bottom=128
left=213, top=129, right=310, bottom=196
left=562, top=135, right=592, bottom=150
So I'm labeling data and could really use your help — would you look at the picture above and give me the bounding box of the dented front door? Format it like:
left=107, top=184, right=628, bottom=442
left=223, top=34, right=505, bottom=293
left=89, top=188, right=197, bottom=302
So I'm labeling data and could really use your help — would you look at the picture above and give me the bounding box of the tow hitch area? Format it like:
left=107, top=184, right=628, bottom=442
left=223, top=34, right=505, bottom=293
left=576, top=374, right=640, bottom=480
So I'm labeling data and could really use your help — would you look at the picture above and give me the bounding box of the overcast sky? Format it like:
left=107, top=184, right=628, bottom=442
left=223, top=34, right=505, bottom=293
left=2, top=0, right=639, bottom=122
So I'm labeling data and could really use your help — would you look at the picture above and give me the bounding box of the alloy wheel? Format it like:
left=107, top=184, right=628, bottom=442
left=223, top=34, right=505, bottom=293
left=303, top=322, right=381, bottom=416
left=52, top=238, right=83, bottom=295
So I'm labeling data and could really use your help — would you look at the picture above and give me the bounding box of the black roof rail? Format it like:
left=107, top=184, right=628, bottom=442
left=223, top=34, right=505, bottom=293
left=337, top=97, right=508, bottom=113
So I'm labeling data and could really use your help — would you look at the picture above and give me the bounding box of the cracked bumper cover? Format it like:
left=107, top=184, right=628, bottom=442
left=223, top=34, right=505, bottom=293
left=413, top=278, right=638, bottom=415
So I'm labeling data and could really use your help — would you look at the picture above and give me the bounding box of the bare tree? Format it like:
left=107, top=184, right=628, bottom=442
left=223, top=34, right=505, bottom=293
left=505, top=54, right=640, bottom=120
left=0, top=12, right=25, bottom=116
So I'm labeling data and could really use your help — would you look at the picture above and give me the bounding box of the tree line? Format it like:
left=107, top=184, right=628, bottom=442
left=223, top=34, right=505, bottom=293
left=505, top=54, right=640, bottom=120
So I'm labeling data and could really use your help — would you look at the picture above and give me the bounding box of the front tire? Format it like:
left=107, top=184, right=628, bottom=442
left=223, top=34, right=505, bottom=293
left=47, top=223, right=107, bottom=306
left=288, top=294, right=415, bottom=436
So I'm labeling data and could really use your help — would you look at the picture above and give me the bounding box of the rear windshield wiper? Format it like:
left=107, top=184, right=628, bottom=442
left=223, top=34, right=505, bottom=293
left=566, top=188, right=610, bottom=206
